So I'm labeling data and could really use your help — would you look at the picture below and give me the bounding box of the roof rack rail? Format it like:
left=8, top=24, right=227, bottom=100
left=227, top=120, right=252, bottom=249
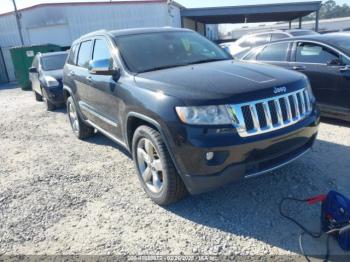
left=79, top=29, right=108, bottom=39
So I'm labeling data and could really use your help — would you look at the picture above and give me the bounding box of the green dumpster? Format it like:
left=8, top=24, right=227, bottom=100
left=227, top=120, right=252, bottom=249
left=10, top=44, right=62, bottom=90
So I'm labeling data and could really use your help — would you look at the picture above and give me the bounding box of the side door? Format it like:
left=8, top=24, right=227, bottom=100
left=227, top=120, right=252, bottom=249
left=86, top=37, right=121, bottom=136
left=253, top=41, right=293, bottom=69
left=291, top=41, right=342, bottom=107
left=74, top=40, right=95, bottom=111
left=29, top=55, right=40, bottom=94
left=63, top=43, right=79, bottom=96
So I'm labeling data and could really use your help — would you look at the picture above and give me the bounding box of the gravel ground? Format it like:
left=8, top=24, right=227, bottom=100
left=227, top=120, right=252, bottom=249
left=0, top=83, right=349, bottom=259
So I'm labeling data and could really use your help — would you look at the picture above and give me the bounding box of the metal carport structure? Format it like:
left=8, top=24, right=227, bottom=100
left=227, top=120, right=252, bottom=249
left=179, top=1, right=322, bottom=35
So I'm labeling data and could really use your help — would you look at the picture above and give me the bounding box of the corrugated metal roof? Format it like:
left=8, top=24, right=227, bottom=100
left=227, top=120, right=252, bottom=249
left=0, top=0, right=167, bottom=17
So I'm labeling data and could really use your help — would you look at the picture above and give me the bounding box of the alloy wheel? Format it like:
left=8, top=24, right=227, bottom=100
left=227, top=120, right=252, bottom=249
left=68, top=101, right=79, bottom=133
left=136, top=138, right=164, bottom=194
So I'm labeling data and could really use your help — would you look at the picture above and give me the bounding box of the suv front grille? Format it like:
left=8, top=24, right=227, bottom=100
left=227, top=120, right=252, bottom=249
left=227, top=88, right=312, bottom=137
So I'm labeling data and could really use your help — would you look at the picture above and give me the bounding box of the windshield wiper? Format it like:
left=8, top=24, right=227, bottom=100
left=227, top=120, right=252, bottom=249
left=138, top=64, right=185, bottom=73
left=185, top=58, right=229, bottom=65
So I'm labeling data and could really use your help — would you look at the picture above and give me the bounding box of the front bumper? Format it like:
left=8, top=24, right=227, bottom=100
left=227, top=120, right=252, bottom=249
left=166, top=108, right=320, bottom=194
left=43, top=85, right=64, bottom=105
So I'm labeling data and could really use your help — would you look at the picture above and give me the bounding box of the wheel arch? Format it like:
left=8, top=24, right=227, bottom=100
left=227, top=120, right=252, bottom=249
left=125, top=112, right=182, bottom=177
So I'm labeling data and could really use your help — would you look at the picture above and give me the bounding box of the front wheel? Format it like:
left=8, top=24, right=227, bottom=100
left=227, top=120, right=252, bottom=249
left=34, top=91, right=43, bottom=102
left=66, top=96, right=95, bottom=139
left=132, top=125, right=187, bottom=205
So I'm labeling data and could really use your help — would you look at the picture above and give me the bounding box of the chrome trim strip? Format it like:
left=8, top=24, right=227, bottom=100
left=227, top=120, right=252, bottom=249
left=244, top=148, right=311, bottom=179
left=229, top=88, right=312, bottom=138
left=86, top=120, right=127, bottom=149
left=80, top=102, right=118, bottom=127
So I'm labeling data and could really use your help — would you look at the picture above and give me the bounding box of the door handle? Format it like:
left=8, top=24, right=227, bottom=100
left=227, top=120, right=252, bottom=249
left=292, top=65, right=306, bottom=71
left=339, top=66, right=350, bottom=72
left=86, top=76, right=92, bottom=82
left=68, top=70, right=75, bottom=76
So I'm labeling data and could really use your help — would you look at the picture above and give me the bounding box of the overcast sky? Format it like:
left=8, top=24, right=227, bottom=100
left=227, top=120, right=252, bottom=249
left=0, top=0, right=348, bottom=14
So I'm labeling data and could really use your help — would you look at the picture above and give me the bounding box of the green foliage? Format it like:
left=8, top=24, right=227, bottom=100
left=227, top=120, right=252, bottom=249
left=304, top=0, right=350, bottom=21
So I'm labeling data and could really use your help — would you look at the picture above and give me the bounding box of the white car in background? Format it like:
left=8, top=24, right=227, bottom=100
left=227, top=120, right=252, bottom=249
left=220, top=29, right=318, bottom=59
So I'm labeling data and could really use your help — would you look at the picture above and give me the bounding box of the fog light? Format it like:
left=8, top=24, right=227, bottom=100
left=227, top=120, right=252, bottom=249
left=206, top=152, right=214, bottom=161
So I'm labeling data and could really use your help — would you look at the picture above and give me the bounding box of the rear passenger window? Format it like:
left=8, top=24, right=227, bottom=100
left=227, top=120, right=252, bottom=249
left=93, top=39, right=111, bottom=60
left=77, top=40, right=93, bottom=68
left=256, top=42, right=289, bottom=61
left=67, top=44, right=78, bottom=65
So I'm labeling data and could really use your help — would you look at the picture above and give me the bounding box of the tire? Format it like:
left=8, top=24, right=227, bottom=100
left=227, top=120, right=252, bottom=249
left=132, top=125, right=187, bottom=205
left=42, top=91, right=56, bottom=111
left=34, top=91, right=43, bottom=101
left=66, top=96, right=95, bottom=139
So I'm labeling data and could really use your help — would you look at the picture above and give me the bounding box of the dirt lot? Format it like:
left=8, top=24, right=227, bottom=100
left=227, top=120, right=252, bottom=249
left=0, top=83, right=350, bottom=259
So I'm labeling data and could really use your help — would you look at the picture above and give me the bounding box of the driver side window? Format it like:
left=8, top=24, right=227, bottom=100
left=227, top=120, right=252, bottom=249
left=93, top=39, right=112, bottom=61
left=296, top=42, right=340, bottom=64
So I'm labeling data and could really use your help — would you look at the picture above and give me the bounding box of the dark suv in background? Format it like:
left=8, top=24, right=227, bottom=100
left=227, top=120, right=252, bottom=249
left=29, top=51, right=68, bottom=110
left=63, top=28, right=319, bottom=205
left=241, top=33, right=350, bottom=121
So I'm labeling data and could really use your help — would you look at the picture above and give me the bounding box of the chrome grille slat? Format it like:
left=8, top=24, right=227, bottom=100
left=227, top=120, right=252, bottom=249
left=229, top=88, right=312, bottom=137
left=262, top=102, right=272, bottom=128
left=249, top=104, right=260, bottom=131
left=274, top=99, right=283, bottom=126
left=292, top=93, right=300, bottom=119
left=284, top=97, right=292, bottom=122
left=299, top=91, right=306, bottom=115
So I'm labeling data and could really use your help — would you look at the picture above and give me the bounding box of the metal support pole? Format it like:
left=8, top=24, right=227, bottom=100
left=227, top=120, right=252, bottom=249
left=11, top=0, right=24, bottom=45
left=289, top=21, right=292, bottom=29
left=315, top=10, right=319, bottom=32
left=299, top=17, right=302, bottom=29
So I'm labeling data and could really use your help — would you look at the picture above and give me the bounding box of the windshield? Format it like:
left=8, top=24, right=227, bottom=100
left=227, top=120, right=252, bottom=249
left=114, top=31, right=231, bottom=73
left=41, top=53, right=68, bottom=71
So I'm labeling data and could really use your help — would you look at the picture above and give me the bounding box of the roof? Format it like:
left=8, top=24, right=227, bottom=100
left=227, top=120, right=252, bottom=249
left=180, top=1, right=322, bottom=24
left=72, top=27, right=191, bottom=44
left=0, top=0, right=167, bottom=17
left=39, top=51, right=68, bottom=57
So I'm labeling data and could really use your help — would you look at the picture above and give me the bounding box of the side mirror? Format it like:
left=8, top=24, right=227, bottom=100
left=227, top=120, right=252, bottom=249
left=327, top=58, right=342, bottom=66
left=88, top=59, right=119, bottom=76
left=29, top=67, right=38, bottom=73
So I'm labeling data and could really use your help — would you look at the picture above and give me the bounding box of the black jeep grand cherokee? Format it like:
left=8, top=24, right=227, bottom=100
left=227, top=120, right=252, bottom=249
left=63, top=28, right=320, bottom=205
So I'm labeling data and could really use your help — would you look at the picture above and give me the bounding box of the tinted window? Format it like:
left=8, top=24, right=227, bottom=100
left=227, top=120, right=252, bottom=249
left=296, top=42, right=339, bottom=64
left=256, top=42, right=289, bottom=61
left=253, top=34, right=270, bottom=46
left=77, top=40, right=93, bottom=68
left=67, top=44, right=78, bottom=65
left=115, top=31, right=230, bottom=73
left=93, top=39, right=111, bottom=60
left=271, top=33, right=289, bottom=41
left=41, top=54, right=68, bottom=71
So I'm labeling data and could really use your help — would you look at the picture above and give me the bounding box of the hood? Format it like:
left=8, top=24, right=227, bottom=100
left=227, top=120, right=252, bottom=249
left=134, top=60, right=306, bottom=104
left=42, top=69, right=63, bottom=80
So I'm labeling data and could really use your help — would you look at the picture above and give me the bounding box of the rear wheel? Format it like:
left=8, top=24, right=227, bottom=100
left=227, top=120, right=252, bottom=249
left=132, top=125, right=187, bottom=205
left=67, top=96, right=95, bottom=139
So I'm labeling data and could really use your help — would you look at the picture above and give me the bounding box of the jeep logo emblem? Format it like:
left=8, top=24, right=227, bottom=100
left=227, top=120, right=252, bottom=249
left=274, top=86, right=287, bottom=94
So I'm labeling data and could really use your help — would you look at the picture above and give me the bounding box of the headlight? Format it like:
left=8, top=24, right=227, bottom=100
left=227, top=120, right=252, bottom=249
left=43, top=76, right=59, bottom=87
left=175, top=105, right=234, bottom=125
